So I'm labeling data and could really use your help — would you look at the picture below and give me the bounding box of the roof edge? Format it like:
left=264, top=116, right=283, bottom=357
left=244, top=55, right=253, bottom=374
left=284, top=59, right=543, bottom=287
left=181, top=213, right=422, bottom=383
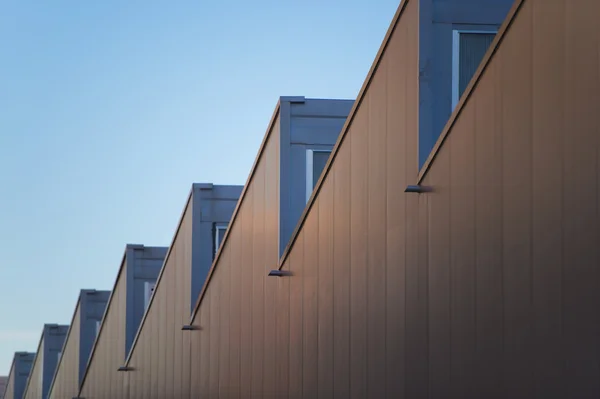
left=124, top=188, right=194, bottom=365
left=47, top=296, right=83, bottom=399
left=189, top=99, right=283, bottom=320
left=78, top=245, right=130, bottom=393
left=20, top=326, right=46, bottom=399
left=278, top=0, right=412, bottom=267
left=417, top=0, right=525, bottom=182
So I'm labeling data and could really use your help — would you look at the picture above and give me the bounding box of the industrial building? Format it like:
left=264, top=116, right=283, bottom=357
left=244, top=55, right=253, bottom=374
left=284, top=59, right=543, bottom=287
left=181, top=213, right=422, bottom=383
left=47, top=290, right=110, bottom=399
left=2, top=353, right=34, bottom=399
left=22, top=325, right=68, bottom=399
left=4, top=0, right=600, bottom=397
left=74, top=244, right=167, bottom=398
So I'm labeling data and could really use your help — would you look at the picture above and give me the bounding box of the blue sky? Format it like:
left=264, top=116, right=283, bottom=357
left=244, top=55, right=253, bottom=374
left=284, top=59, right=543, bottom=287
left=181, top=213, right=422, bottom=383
left=0, top=0, right=399, bottom=374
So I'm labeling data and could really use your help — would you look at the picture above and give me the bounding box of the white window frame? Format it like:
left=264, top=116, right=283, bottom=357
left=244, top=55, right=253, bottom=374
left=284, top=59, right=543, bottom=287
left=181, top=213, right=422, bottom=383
left=451, top=29, right=498, bottom=110
left=143, top=281, right=155, bottom=310
left=305, top=149, right=332, bottom=203
left=214, top=225, right=228, bottom=255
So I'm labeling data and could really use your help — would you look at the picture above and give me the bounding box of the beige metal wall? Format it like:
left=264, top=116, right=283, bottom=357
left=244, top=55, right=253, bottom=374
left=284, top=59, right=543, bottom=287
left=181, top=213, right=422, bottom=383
left=184, top=0, right=597, bottom=396
left=48, top=304, right=81, bottom=399
left=74, top=0, right=600, bottom=396
left=419, top=0, right=600, bottom=396
left=22, top=343, right=43, bottom=399
left=275, top=0, right=419, bottom=396
left=3, top=372, right=13, bottom=399
left=79, top=266, right=127, bottom=399
left=126, top=200, right=193, bottom=399
left=187, top=112, right=281, bottom=398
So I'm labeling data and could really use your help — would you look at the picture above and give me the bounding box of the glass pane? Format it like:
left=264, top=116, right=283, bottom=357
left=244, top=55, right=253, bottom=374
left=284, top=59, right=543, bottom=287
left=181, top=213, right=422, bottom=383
left=312, top=151, right=331, bottom=188
left=459, top=33, right=495, bottom=99
left=217, top=227, right=226, bottom=248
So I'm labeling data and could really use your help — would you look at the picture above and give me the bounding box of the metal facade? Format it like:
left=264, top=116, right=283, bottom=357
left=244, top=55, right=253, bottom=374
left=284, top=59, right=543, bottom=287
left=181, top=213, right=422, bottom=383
left=113, top=184, right=243, bottom=398
left=48, top=290, right=110, bottom=399
left=278, top=97, right=354, bottom=256
left=78, top=245, right=167, bottom=398
left=22, top=325, right=68, bottom=399
left=11, top=0, right=600, bottom=397
left=2, top=353, right=34, bottom=399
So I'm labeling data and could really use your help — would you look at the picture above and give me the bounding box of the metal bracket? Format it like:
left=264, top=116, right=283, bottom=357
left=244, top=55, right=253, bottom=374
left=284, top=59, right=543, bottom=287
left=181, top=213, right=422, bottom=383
left=268, top=270, right=293, bottom=277
left=181, top=325, right=200, bottom=331
left=405, top=185, right=424, bottom=193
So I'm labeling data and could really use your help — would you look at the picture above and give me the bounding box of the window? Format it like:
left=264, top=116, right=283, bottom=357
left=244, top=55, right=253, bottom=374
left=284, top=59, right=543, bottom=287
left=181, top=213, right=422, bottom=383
left=452, top=30, right=497, bottom=110
left=143, top=281, right=155, bottom=310
left=57, top=351, right=62, bottom=364
left=305, top=149, right=332, bottom=203
left=95, top=320, right=101, bottom=337
left=214, top=224, right=228, bottom=259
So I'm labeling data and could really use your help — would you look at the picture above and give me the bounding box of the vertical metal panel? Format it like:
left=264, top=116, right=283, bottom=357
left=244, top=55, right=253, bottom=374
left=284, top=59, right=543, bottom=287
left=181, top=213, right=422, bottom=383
left=200, top=285, right=212, bottom=395
left=79, top=265, right=127, bottom=399
left=473, top=61, right=503, bottom=397
left=367, top=47, right=388, bottom=399
left=317, top=162, right=334, bottom=397
left=530, top=1, right=565, bottom=395
left=48, top=305, right=81, bottom=399
left=500, top=2, right=534, bottom=396
left=228, top=205, right=243, bottom=399
left=239, top=186, right=254, bottom=398
left=157, top=262, right=167, bottom=399
left=250, top=134, right=268, bottom=397
left=287, top=231, right=304, bottom=399
left=165, top=248, right=175, bottom=397
left=425, top=147, right=450, bottom=398
left=563, top=0, right=599, bottom=394
left=173, top=242, right=183, bottom=398
left=349, top=90, right=369, bottom=399
left=181, top=223, right=192, bottom=399
left=208, top=254, right=221, bottom=396
left=218, top=246, right=231, bottom=397
left=404, top=1, right=427, bottom=396
left=189, top=323, right=201, bottom=398
left=23, top=342, right=43, bottom=399
left=150, top=289, right=158, bottom=398
left=275, top=251, right=290, bottom=398
left=332, top=133, right=351, bottom=399
left=263, top=120, right=279, bottom=396
left=449, top=101, right=476, bottom=398
left=301, top=202, right=319, bottom=398
left=4, top=372, right=14, bottom=399
left=384, top=10, right=410, bottom=396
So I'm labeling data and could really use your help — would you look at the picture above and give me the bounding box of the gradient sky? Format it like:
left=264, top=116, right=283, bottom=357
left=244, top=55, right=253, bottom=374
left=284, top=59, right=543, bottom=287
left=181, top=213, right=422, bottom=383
left=0, top=0, right=399, bottom=374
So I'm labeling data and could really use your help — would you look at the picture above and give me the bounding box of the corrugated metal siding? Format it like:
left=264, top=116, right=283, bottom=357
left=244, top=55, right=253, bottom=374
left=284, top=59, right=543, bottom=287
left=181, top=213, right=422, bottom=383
left=23, top=343, right=43, bottom=399
left=57, top=0, right=600, bottom=397
left=79, top=266, right=127, bottom=399
left=187, top=113, right=280, bottom=398
left=419, top=0, right=600, bottom=396
left=3, top=372, right=14, bottom=399
left=48, top=306, right=80, bottom=399
left=279, top=1, right=419, bottom=396
left=126, top=201, right=193, bottom=399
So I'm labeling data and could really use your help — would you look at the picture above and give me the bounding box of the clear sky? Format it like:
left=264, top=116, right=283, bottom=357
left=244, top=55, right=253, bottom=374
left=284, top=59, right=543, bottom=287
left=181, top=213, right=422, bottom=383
left=0, top=0, right=399, bottom=375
